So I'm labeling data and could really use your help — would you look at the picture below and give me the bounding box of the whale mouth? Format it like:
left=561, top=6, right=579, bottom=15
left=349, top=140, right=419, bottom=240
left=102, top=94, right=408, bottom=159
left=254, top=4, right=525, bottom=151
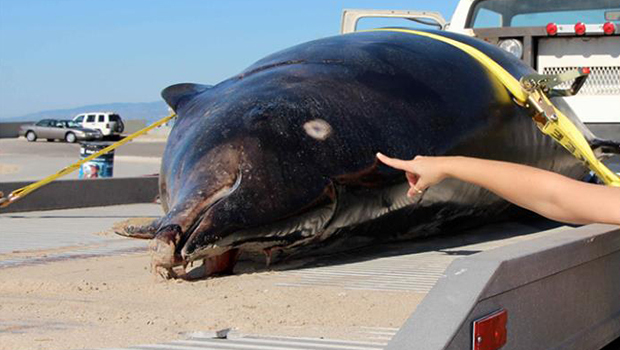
left=178, top=179, right=417, bottom=265
left=150, top=171, right=243, bottom=279
left=181, top=182, right=339, bottom=267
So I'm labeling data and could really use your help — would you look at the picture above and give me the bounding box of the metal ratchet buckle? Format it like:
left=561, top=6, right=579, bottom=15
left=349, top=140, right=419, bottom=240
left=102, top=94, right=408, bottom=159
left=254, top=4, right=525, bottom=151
left=0, top=191, right=20, bottom=208
left=519, top=67, right=590, bottom=124
left=0, top=192, right=9, bottom=208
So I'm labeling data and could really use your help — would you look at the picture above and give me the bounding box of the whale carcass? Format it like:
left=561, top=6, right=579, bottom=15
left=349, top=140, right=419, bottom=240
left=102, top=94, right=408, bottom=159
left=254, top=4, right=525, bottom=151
left=117, top=29, right=598, bottom=279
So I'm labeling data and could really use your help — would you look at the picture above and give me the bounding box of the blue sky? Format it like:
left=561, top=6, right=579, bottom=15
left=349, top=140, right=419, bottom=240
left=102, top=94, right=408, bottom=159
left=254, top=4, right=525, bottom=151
left=0, top=0, right=458, bottom=119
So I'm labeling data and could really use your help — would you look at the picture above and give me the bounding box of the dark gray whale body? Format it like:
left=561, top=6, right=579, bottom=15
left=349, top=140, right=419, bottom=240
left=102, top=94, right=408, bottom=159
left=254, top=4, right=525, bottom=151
left=119, top=29, right=592, bottom=278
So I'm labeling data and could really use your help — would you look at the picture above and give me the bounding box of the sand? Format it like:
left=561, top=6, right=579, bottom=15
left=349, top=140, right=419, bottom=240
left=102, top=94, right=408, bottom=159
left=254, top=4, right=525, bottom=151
left=96, top=217, right=156, bottom=236
left=0, top=163, right=20, bottom=175
left=0, top=248, right=424, bottom=350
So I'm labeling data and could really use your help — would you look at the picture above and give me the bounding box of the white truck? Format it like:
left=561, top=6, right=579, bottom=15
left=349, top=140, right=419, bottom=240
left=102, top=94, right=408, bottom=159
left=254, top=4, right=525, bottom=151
left=73, top=111, right=125, bottom=140
left=341, top=0, right=620, bottom=140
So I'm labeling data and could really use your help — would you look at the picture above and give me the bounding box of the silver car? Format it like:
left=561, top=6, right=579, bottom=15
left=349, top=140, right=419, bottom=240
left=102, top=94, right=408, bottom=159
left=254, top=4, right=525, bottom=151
left=19, top=119, right=103, bottom=143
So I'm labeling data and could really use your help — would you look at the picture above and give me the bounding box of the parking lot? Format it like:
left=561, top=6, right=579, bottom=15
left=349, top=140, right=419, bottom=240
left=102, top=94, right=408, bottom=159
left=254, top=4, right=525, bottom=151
left=0, top=137, right=165, bottom=182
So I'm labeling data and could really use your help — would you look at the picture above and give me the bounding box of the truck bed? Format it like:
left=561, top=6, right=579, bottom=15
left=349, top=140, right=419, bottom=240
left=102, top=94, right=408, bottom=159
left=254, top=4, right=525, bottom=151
left=5, top=203, right=609, bottom=350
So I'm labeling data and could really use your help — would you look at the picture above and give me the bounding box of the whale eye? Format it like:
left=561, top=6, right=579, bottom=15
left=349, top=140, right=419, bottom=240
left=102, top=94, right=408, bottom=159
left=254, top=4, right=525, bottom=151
left=303, top=119, right=332, bottom=141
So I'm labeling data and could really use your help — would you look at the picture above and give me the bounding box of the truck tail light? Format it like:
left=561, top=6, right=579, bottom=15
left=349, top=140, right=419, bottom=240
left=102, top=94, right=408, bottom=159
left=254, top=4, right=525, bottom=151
left=546, top=22, right=558, bottom=35
left=106, top=123, right=110, bottom=128
left=603, top=22, right=616, bottom=35
left=472, top=309, right=507, bottom=350
left=574, top=22, right=586, bottom=35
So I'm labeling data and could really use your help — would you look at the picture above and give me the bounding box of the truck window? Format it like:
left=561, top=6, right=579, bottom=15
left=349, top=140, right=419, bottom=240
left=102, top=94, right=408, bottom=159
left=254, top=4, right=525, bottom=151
left=470, top=0, right=620, bottom=28
left=356, top=17, right=442, bottom=31
left=87, top=115, right=96, bottom=123
left=98, top=115, right=105, bottom=122
left=67, top=121, right=80, bottom=128
left=75, top=115, right=84, bottom=123
left=472, top=8, right=502, bottom=28
left=513, top=9, right=618, bottom=26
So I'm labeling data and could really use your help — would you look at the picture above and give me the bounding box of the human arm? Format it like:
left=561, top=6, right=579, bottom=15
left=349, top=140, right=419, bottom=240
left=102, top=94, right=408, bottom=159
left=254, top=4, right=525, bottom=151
left=376, top=153, right=620, bottom=226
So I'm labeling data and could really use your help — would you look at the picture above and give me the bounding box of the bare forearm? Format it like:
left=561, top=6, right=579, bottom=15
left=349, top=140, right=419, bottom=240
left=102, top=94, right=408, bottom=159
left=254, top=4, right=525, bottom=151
left=441, top=157, right=620, bottom=225
left=376, top=152, right=620, bottom=225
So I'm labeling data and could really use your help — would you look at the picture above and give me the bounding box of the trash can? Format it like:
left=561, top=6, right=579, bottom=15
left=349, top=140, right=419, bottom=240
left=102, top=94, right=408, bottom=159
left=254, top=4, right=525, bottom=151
left=79, top=142, right=114, bottom=179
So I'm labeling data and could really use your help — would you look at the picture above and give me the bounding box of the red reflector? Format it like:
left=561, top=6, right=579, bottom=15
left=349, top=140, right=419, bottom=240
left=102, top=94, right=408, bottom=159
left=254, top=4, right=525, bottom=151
left=582, top=67, right=591, bottom=75
left=603, top=22, right=616, bottom=35
left=473, top=309, right=507, bottom=350
left=575, top=22, right=586, bottom=35
left=546, top=22, right=558, bottom=35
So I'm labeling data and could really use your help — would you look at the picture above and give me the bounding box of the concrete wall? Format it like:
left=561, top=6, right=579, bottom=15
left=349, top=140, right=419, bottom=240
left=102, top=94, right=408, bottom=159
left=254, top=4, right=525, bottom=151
left=123, top=119, right=148, bottom=134
left=0, top=122, right=34, bottom=138
left=0, top=176, right=159, bottom=213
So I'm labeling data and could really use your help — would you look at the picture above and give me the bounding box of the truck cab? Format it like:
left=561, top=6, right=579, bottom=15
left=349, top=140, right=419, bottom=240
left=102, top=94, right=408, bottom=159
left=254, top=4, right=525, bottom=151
left=341, top=1, right=620, bottom=138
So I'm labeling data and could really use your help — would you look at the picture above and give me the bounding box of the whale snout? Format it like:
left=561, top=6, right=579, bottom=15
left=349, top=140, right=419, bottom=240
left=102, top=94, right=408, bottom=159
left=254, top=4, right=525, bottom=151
left=150, top=225, right=184, bottom=278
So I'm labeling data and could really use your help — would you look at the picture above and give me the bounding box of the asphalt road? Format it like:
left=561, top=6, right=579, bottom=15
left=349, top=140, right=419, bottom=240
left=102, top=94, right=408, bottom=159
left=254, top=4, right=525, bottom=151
left=0, top=138, right=165, bottom=182
left=0, top=137, right=166, bottom=158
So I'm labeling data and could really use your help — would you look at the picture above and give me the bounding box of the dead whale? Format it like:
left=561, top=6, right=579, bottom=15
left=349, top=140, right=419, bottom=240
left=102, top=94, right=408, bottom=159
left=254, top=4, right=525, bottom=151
left=117, top=29, right=604, bottom=279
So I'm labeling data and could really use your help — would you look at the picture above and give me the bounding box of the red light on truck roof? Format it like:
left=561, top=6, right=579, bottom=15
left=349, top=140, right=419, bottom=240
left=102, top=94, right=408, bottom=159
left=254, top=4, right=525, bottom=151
left=582, top=67, right=591, bottom=75
left=603, top=22, right=616, bottom=35
left=546, top=22, right=558, bottom=35
left=472, top=309, right=508, bottom=350
left=575, top=22, right=586, bottom=35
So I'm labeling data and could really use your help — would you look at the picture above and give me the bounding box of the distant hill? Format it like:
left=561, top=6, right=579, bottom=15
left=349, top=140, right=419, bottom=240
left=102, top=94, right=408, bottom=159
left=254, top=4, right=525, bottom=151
left=6, top=101, right=170, bottom=123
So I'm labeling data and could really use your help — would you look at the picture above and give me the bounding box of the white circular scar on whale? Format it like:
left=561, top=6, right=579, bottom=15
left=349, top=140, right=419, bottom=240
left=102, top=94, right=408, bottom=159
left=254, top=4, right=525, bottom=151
left=303, top=119, right=332, bottom=141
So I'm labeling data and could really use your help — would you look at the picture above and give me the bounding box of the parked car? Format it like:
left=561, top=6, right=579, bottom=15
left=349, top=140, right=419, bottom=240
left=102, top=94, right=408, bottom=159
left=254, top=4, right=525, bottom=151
left=72, top=112, right=124, bottom=140
left=19, top=119, right=103, bottom=143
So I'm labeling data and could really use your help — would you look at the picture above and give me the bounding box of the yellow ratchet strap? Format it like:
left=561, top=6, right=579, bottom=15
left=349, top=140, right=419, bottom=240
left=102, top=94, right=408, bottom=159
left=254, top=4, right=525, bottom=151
left=368, top=28, right=620, bottom=187
left=0, top=113, right=177, bottom=208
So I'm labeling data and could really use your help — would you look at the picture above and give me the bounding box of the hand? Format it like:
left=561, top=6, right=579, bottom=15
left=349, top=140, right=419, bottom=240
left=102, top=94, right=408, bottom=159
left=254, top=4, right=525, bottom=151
left=376, top=153, right=448, bottom=197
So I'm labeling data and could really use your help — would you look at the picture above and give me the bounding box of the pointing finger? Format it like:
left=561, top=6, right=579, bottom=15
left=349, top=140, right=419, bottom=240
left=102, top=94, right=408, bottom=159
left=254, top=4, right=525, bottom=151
left=376, top=152, right=411, bottom=171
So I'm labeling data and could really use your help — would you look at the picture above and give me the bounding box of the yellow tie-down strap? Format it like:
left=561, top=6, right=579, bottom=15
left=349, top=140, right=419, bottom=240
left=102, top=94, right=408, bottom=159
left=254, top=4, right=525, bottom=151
left=0, top=113, right=177, bottom=208
left=368, top=28, right=620, bottom=187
